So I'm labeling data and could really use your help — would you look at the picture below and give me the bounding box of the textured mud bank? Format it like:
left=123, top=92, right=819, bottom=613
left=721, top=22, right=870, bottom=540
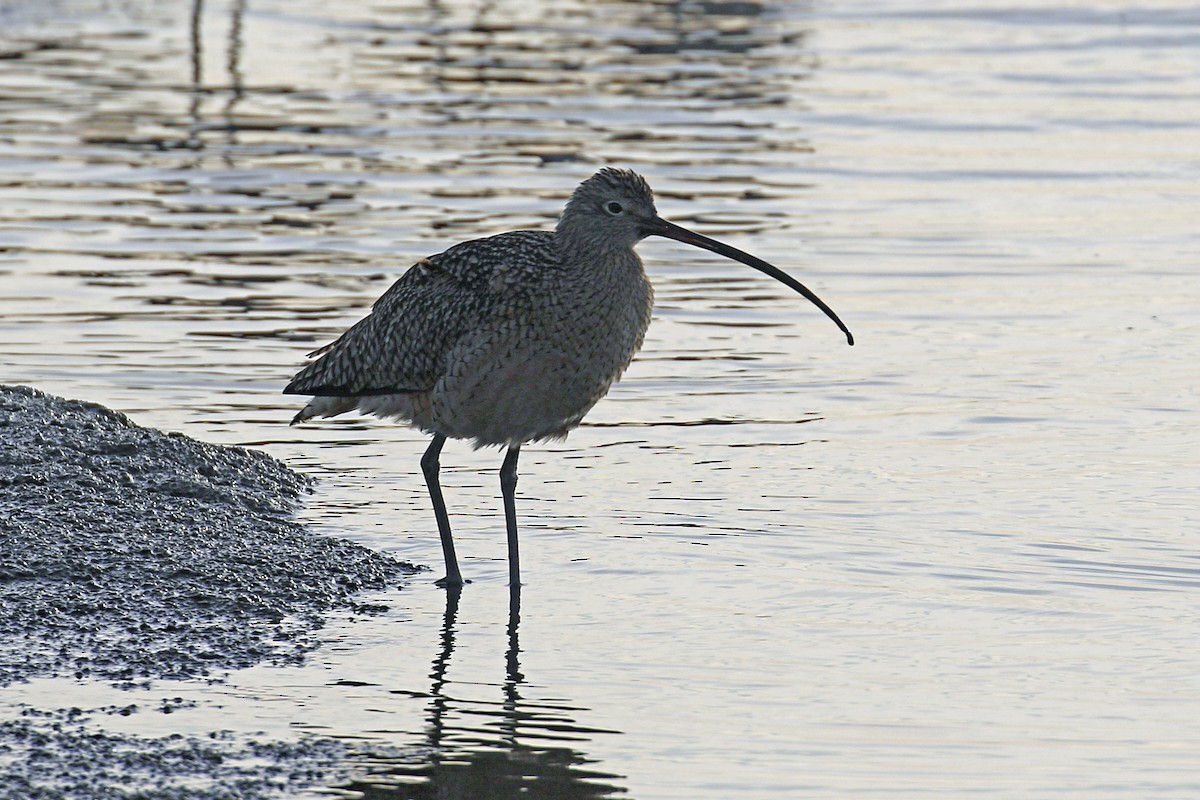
left=0, top=706, right=354, bottom=800
left=0, top=385, right=419, bottom=798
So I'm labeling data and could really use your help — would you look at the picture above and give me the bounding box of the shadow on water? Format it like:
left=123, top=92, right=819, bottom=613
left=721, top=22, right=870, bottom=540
left=340, top=586, right=627, bottom=798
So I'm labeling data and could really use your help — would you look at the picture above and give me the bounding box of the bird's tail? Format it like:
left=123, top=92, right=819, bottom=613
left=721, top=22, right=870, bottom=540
left=290, top=396, right=358, bottom=426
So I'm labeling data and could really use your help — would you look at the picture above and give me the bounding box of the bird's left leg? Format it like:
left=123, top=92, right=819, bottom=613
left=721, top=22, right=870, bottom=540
left=500, top=444, right=521, bottom=587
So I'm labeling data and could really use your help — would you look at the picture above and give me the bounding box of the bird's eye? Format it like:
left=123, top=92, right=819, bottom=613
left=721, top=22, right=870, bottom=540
left=604, top=201, right=624, bottom=215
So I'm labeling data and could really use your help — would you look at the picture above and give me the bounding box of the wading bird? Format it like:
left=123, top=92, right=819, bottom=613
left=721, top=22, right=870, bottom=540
left=285, top=168, right=853, bottom=587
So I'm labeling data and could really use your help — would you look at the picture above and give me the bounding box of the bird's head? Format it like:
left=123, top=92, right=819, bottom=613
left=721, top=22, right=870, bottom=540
left=557, top=167, right=660, bottom=253
left=558, top=167, right=854, bottom=346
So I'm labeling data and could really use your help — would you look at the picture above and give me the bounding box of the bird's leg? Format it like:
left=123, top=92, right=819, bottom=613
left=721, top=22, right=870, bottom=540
left=422, top=434, right=464, bottom=587
left=500, top=444, right=521, bottom=587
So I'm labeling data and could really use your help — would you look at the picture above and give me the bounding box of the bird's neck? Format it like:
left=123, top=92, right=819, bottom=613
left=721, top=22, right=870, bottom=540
left=553, top=222, right=642, bottom=280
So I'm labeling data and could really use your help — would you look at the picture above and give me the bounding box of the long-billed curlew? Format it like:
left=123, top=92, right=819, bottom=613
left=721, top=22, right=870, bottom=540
left=285, top=168, right=853, bottom=587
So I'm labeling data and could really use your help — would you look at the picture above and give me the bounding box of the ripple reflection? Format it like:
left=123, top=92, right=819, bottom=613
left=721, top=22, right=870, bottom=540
left=340, top=586, right=626, bottom=798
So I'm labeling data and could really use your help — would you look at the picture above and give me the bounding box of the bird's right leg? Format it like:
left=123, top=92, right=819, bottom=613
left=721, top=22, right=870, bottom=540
left=421, top=434, right=464, bottom=587
left=499, top=444, right=521, bottom=588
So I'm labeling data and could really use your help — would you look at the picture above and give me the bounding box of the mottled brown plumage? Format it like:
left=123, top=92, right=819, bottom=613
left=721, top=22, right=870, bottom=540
left=285, top=168, right=852, bottom=587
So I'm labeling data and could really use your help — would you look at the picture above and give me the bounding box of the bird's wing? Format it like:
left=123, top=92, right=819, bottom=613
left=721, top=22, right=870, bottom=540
left=284, top=231, right=554, bottom=397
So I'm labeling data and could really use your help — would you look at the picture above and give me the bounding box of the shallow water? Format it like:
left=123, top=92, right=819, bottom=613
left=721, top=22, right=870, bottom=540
left=3, top=0, right=1199, bottom=796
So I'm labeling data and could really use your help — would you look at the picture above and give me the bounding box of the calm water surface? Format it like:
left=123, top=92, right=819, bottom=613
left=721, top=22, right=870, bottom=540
left=2, top=0, right=1199, bottom=796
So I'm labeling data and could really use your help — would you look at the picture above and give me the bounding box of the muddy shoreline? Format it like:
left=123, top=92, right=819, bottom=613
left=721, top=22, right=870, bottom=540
left=0, top=385, right=420, bottom=798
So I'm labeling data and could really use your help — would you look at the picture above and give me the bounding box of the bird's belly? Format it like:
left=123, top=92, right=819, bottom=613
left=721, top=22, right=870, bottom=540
left=431, top=315, right=644, bottom=447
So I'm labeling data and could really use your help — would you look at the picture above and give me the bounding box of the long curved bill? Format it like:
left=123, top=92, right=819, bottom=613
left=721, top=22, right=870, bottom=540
left=647, top=217, right=854, bottom=346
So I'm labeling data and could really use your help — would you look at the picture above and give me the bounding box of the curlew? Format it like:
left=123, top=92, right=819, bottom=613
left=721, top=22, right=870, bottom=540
left=285, top=168, right=853, bottom=587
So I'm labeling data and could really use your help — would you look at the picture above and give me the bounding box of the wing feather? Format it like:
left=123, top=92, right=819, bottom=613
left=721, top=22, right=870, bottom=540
left=284, top=231, right=555, bottom=399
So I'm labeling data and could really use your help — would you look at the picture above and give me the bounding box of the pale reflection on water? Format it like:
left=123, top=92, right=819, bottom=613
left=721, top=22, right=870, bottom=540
left=3, top=0, right=1200, bottom=797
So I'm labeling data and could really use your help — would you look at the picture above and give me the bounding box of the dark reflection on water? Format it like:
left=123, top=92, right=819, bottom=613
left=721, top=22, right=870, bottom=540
left=342, top=586, right=626, bottom=798
left=21, top=0, right=809, bottom=168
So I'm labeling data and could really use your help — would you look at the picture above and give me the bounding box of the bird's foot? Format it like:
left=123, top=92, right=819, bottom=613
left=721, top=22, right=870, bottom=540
left=434, top=575, right=470, bottom=588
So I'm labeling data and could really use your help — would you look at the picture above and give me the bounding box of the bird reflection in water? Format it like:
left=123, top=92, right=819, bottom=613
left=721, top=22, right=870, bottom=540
left=337, top=586, right=627, bottom=798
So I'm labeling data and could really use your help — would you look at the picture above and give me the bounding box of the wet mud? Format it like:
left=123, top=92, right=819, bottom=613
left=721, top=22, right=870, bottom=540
left=0, top=384, right=420, bottom=798
left=0, top=706, right=352, bottom=800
